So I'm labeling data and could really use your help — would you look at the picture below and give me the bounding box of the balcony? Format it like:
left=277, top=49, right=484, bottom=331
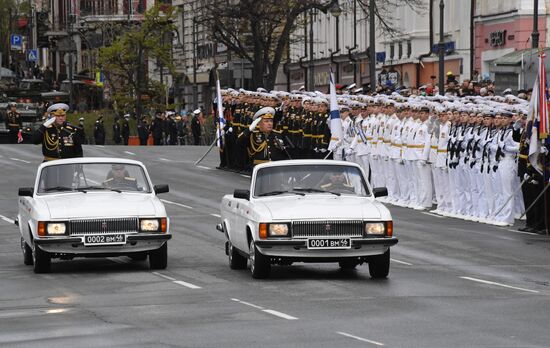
left=79, top=0, right=145, bottom=23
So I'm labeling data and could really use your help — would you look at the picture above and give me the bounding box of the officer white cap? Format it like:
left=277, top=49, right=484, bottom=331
left=346, top=83, right=356, bottom=90
left=193, top=108, right=201, bottom=115
left=253, top=106, right=276, bottom=121
left=47, top=103, right=70, bottom=116
left=124, top=113, right=130, bottom=118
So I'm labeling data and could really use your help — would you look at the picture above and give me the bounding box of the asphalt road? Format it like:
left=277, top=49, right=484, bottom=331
left=0, top=144, right=549, bottom=348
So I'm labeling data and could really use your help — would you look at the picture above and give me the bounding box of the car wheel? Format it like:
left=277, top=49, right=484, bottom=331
left=368, top=250, right=390, bottom=279
left=338, top=260, right=357, bottom=270
left=130, top=253, right=148, bottom=261
left=248, top=239, right=270, bottom=279
left=21, top=237, right=33, bottom=265
left=149, top=243, right=168, bottom=270
left=228, top=241, right=247, bottom=270
left=32, top=245, right=51, bottom=274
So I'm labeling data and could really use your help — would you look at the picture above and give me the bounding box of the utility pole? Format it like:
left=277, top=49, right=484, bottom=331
left=438, top=0, right=445, bottom=95
left=67, top=1, right=74, bottom=109
left=192, top=16, right=198, bottom=110
left=308, top=10, right=314, bottom=91
left=369, top=0, right=376, bottom=93
left=532, top=0, right=540, bottom=49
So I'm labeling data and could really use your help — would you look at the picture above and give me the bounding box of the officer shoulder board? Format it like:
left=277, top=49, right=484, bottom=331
left=124, top=177, right=136, bottom=181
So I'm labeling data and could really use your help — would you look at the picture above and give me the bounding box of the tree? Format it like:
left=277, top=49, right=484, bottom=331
left=202, top=0, right=424, bottom=90
left=98, top=4, right=177, bottom=116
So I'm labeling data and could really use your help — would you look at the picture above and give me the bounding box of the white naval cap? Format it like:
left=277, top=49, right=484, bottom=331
left=47, top=103, right=70, bottom=114
left=253, top=106, right=276, bottom=120
left=193, top=108, right=202, bottom=115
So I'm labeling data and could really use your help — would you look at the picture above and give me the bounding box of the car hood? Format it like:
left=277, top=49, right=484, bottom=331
left=256, top=196, right=382, bottom=220
left=43, top=193, right=157, bottom=219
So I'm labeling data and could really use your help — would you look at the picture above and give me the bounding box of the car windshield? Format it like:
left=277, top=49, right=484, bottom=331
left=254, top=164, right=370, bottom=197
left=37, top=163, right=151, bottom=194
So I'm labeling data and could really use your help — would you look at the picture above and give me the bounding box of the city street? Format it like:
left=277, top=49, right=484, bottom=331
left=0, top=145, right=549, bottom=347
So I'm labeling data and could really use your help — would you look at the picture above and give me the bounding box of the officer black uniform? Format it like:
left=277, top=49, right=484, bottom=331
left=237, top=106, right=289, bottom=168
left=103, top=164, right=138, bottom=190
left=32, top=103, right=83, bottom=161
left=94, top=116, right=106, bottom=145
left=113, top=116, right=122, bottom=144
left=121, top=115, right=130, bottom=145
left=137, top=117, right=150, bottom=145
left=5, top=102, right=22, bottom=144
left=77, top=117, right=87, bottom=144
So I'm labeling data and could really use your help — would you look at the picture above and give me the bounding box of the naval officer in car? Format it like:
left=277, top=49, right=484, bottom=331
left=103, top=164, right=138, bottom=190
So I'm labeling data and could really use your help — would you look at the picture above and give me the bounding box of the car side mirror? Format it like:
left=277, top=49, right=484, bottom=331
left=234, top=189, right=250, bottom=200
left=373, top=187, right=388, bottom=198
left=154, top=184, right=169, bottom=194
left=18, top=187, right=33, bottom=197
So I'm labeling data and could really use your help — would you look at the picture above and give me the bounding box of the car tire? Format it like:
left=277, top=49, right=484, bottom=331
left=228, top=242, right=247, bottom=270
left=368, top=250, right=390, bottom=279
left=338, top=260, right=357, bottom=270
left=130, top=253, right=148, bottom=261
left=32, top=245, right=51, bottom=274
left=249, top=239, right=270, bottom=279
left=21, top=237, right=33, bottom=266
left=149, top=243, right=168, bottom=270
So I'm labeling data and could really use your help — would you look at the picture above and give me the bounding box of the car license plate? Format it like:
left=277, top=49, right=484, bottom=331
left=84, top=234, right=126, bottom=246
left=307, top=238, right=351, bottom=250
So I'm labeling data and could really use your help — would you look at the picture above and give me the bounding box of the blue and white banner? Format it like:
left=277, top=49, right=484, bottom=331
left=216, top=77, right=225, bottom=148
left=328, top=68, right=343, bottom=151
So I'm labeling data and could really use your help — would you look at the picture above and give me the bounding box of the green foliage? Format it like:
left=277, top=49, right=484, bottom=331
left=98, top=4, right=178, bottom=114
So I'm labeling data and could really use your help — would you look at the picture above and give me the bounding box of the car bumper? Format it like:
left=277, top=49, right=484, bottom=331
left=34, top=233, right=172, bottom=254
left=255, top=237, right=398, bottom=258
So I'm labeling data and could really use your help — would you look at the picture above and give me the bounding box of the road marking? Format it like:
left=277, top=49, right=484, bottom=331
left=152, top=272, right=177, bottom=281
left=505, top=228, right=540, bottom=236
left=231, top=298, right=264, bottom=310
left=391, top=258, right=412, bottom=266
left=160, top=199, right=194, bottom=210
left=159, top=158, right=170, bottom=161
left=210, top=213, right=221, bottom=218
left=422, top=212, right=445, bottom=219
left=197, top=165, right=211, bottom=170
left=46, top=309, right=68, bottom=314
left=0, top=214, right=15, bottom=224
left=337, top=332, right=384, bottom=346
left=124, top=151, right=136, bottom=155
left=262, top=309, right=298, bottom=320
left=10, top=157, right=31, bottom=164
left=240, top=174, right=251, bottom=178
left=460, top=276, right=539, bottom=294
left=174, top=280, right=202, bottom=289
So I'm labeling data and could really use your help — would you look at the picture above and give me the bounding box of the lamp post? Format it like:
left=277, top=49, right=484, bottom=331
left=438, top=0, right=445, bottom=95
left=329, top=1, right=342, bottom=83
left=532, top=0, right=540, bottom=49
left=192, top=16, right=198, bottom=110
left=308, top=9, right=314, bottom=91
left=369, top=0, right=376, bottom=93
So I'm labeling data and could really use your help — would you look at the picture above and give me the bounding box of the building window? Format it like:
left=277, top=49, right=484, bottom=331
left=390, top=44, right=394, bottom=60
left=398, top=42, right=403, bottom=59
left=407, top=40, right=411, bottom=58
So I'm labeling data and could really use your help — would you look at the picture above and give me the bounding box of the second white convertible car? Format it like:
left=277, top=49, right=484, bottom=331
left=17, top=157, right=171, bottom=273
left=218, top=160, right=397, bottom=279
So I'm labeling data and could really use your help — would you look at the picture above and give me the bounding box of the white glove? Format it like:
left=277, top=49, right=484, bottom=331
left=418, top=159, right=427, bottom=166
left=524, top=173, right=531, bottom=181
left=249, top=118, right=262, bottom=131
left=328, top=139, right=341, bottom=152
left=228, top=127, right=233, bottom=133
left=345, top=148, right=353, bottom=156
left=542, top=146, right=548, bottom=155
left=43, top=117, right=55, bottom=127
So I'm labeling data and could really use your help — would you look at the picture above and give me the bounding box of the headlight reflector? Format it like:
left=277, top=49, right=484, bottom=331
left=47, top=223, right=66, bottom=235
left=268, top=224, right=289, bottom=237
left=140, top=219, right=159, bottom=231
left=365, top=222, right=385, bottom=235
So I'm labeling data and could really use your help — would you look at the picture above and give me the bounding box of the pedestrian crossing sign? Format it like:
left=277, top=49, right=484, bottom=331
left=27, top=49, right=38, bottom=62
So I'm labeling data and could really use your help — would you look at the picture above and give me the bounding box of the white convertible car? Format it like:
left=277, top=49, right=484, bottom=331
left=218, top=160, right=397, bottom=279
left=17, top=157, right=171, bottom=273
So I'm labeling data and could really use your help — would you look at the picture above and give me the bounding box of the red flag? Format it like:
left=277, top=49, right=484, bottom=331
left=538, top=52, right=549, bottom=139
left=17, top=130, right=23, bottom=143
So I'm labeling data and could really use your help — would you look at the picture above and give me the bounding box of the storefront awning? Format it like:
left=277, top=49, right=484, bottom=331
left=493, top=48, right=550, bottom=66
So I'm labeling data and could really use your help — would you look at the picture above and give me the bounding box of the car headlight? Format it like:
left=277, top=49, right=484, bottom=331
left=140, top=219, right=159, bottom=231
left=47, top=222, right=66, bottom=235
left=365, top=222, right=385, bottom=235
left=268, top=224, right=289, bottom=237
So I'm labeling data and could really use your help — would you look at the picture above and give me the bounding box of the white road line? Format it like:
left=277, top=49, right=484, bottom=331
left=460, top=276, right=539, bottom=294
left=231, top=298, right=264, bottom=310
left=240, top=174, right=251, bottom=178
left=210, top=213, right=221, bottom=218
left=160, top=199, right=194, bottom=210
left=197, top=165, right=211, bottom=170
left=152, top=272, right=177, bottom=281
left=421, top=212, right=445, bottom=219
left=173, top=280, right=202, bottom=289
left=337, top=332, right=384, bottom=346
left=391, top=258, right=413, bottom=266
left=0, top=214, right=15, bottom=224
left=10, top=157, right=31, bottom=164
left=505, top=228, right=540, bottom=236
left=124, top=151, right=136, bottom=155
left=262, top=309, right=298, bottom=320
left=159, top=158, right=170, bottom=161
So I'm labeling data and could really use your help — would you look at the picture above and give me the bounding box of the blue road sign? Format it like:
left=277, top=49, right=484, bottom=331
left=27, top=49, right=39, bottom=62
left=10, top=34, right=22, bottom=50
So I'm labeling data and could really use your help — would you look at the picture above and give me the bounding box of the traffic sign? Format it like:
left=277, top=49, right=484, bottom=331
left=27, top=49, right=39, bottom=62
left=10, top=34, right=22, bottom=50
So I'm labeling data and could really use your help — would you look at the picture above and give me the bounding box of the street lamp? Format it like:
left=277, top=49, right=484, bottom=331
left=192, top=16, right=198, bottom=110
left=438, top=0, right=445, bottom=95
left=329, top=0, right=342, bottom=83
left=532, top=0, right=540, bottom=49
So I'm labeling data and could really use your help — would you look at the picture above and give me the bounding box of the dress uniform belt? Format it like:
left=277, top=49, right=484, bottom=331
left=303, top=133, right=312, bottom=137
left=437, top=149, right=448, bottom=153
left=253, top=159, right=269, bottom=165
left=519, top=154, right=528, bottom=159
left=8, top=123, right=20, bottom=127
left=43, top=156, right=58, bottom=161
left=430, top=145, right=438, bottom=149
left=391, top=143, right=402, bottom=147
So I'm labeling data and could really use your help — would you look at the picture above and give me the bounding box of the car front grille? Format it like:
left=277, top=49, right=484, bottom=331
left=69, top=218, right=139, bottom=235
left=292, top=220, right=364, bottom=238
